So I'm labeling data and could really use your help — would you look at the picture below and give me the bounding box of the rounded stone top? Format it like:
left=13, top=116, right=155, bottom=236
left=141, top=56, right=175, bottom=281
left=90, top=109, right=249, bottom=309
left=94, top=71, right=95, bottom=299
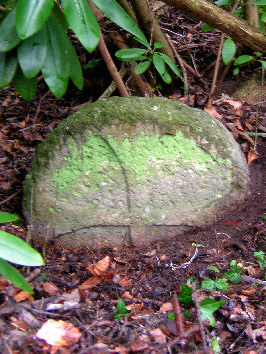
left=23, top=97, right=249, bottom=248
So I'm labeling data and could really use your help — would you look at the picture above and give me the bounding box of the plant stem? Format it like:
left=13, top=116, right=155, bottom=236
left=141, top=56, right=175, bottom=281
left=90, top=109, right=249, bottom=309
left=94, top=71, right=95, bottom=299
left=98, top=32, right=130, bottom=97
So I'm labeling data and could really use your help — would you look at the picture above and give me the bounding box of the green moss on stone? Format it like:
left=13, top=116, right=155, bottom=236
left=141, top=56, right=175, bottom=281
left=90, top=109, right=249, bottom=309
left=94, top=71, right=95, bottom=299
left=51, top=130, right=230, bottom=192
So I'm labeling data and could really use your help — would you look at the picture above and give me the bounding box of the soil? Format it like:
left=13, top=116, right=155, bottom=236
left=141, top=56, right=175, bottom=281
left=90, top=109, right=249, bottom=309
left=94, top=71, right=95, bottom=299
left=0, top=6, right=265, bottom=354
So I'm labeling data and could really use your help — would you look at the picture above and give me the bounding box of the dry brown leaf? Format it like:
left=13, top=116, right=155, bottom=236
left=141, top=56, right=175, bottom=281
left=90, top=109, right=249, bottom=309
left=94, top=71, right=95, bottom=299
left=121, top=291, right=133, bottom=300
left=223, top=99, right=243, bottom=110
left=204, top=106, right=223, bottom=120
left=78, top=276, right=102, bottom=290
left=36, top=319, right=82, bottom=347
left=247, top=149, right=258, bottom=165
left=159, top=302, right=173, bottom=312
left=244, top=121, right=254, bottom=131
left=87, top=256, right=111, bottom=277
left=14, top=290, right=34, bottom=303
left=10, top=315, right=28, bottom=331
left=233, top=117, right=244, bottom=131
left=118, top=277, right=133, bottom=286
left=149, top=328, right=167, bottom=344
left=42, top=282, right=59, bottom=296
left=131, top=337, right=150, bottom=352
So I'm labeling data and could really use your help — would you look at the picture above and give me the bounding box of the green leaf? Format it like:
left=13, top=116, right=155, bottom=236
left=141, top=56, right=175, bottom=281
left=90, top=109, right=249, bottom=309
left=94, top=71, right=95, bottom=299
left=113, top=299, right=130, bottom=319
left=178, top=284, right=193, bottom=304
left=234, top=55, right=254, bottom=66
left=201, top=23, right=213, bottom=32
left=0, top=7, right=21, bottom=52
left=16, top=0, right=54, bottom=39
left=249, top=0, right=266, bottom=4
left=153, top=52, right=172, bottom=83
left=64, top=34, right=83, bottom=89
left=0, top=51, right=18, bottom=89
left=0, top=212, right=19, bottom=223
left=214, top=278, right=228, bottom=291
left=115, top=48, right=147, bottom=62
left=233, top=67, right=239, bottom=75
left=158, top=53, right=182, bottom=78
left=17, top=26, right=47, bottom=78
left=261, top=11, right=266, bottom=22
left=222, top=38, right=236, bottom=65
left=92, top=0, right=149, bottom=47
left=0, top=230, right=44, bottom=266
left=61, top=0, right=100, bottom=53
left=210, top=335, right=221, bottom=353
left=41, top=17, right=69, bottom=98
left=223, top=270, right=242, bottom=284
left=133, top=36, right=150, bottom=49
left=259, top=60, right=266, bottom=69
left=83, top=59, right=102, bottom=69
left=207, top=266, right=220, bottom=273
left=134, top=61, right=151, bottom=74
left=154, top=42, right=165, bottom=50
left=201, top=278, right=217, bottom=291
left=215, top=0, right=234, bottom=5
left=199, top=298, right=226, bottom=327
left=168, top=312, right=175, bottom=319
left=12, top=66, right=37, bottom=101
left=0, top=258, right=34, bottom=293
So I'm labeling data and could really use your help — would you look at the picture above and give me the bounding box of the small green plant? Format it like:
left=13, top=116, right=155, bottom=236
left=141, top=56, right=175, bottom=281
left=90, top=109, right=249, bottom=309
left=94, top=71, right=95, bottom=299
left=209, top=335, right=221, bottom=353
left=115, top=39, right=182, bottom=84
left=113, top=299, right=131, bottom=320
left=254, top=251, right=266, bottom=268
left=222, top=37, right=266, bottom=75
left=223, top=260, right=242, bottom=284
left=169, top=284, right=226, bottom=327
left=0, top=211, right=44, bottom=294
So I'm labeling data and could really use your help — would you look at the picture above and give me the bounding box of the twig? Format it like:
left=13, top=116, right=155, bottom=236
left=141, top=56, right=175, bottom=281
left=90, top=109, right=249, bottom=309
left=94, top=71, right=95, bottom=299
left=172, top=293, right=184, bottom=334
left=0, top=189, right=22, bottom=206
left=25, top=268, right=42, bottom=282
left=170, top=245, right=199, bottom=270
left=20, top=304, right=66, bottom=318
left=207, top=0, right=240, bottom=107
left=207, top=32, right=225, bottom=108
left=242, top=275, right=266, bottom=287
left=98, top=63, right=128, bottom=100
left=33, top=91, right=49, bottom=124
left=165, top=34, right=188, bottom=93
left=98, top=31, right=129, bottom=97
left=192, top=283, right=207, bottom=350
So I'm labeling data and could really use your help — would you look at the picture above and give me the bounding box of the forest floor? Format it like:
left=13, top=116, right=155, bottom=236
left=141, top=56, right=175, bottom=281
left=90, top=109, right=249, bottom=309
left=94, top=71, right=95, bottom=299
left=0, top=4, right=265, bottom=354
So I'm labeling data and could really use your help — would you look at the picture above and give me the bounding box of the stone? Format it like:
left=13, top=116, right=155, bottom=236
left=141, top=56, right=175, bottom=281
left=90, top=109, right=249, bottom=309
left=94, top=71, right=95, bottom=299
left=23, top=97, right=249, bottom=248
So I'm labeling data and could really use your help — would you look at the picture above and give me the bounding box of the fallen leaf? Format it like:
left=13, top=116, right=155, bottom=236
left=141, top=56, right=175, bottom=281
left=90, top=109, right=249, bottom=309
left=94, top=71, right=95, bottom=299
left=204, top=106, right=223, bottom=120
left=87, top=256, right=111, bottom=277
left=43, top=282, right=59, bottom=296
left=233, top=117, right=243, bottom=131
left=244, top=121, right=254, bottom=131
left=10, top=315, right=28, bottom=331
left=223, top=99, right=243, bottom=110
left=247, top=149, right=258, bottom=165
left=78, top=276, right=102, bottom=290
left=149, top=328, right=167, bottom=344
left=36, top=319, right=82, bottom=347
left=14, top=290, right=34, bottom=303
left=159, top=302, right=173, bottom=312
left=121, top=291, right=133, bottom=300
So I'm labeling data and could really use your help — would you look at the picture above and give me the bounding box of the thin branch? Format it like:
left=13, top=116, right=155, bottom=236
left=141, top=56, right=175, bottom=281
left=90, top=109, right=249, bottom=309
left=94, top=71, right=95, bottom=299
left=172, top=293, right=184, bottom=334
left=192, top=283, right=207, bottom=350
left=98, top=31, right=130, bottom=97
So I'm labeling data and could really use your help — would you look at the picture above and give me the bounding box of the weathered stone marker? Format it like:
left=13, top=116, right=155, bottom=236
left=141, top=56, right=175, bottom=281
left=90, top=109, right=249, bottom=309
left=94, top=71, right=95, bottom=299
left=23, top=97, right=249, bottom=248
